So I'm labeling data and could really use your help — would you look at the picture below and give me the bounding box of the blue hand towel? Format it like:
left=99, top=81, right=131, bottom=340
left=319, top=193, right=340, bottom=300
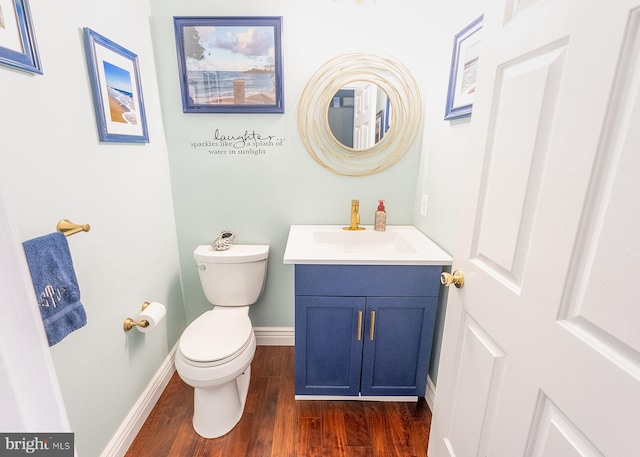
left=22, top=232, right=87, bottom=346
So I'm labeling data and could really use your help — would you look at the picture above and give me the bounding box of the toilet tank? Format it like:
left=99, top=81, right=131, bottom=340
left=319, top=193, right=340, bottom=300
left=193, top=245, right=269, bottom=306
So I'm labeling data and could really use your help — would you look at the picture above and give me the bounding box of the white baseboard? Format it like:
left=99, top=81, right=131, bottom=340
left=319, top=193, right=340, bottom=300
left=254, top=326, right=294, bottom=346
left=425, top=375, right=436, bottom=411
left=100, top=344, right=177, bottom=457
left=100, top=328, right=292, bottom=457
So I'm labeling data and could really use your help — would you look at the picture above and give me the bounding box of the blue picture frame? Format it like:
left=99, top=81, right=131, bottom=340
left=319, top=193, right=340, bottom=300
left=0, top=0, right=42, bottom=74
left=82, top=28, right=149, bottom=143
left=444, top=15, right=483, bottom=120
left=173, top=16, right=284, bottom=114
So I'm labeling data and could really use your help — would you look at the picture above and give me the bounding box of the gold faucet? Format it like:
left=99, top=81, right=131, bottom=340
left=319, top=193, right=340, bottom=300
left=343, top=199, right=365, bottom=230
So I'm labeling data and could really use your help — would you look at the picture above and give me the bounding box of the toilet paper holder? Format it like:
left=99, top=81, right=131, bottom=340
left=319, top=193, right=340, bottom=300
left=123, top=302, right=151, bottom=331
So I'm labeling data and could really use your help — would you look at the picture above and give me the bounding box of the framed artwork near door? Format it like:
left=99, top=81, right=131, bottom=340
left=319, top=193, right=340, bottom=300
left=82, top=28, right=149, bottom=143
left=173, top=16, right=284, bottom=114
left=0, top=0, right=42, bottom=74
left=444, top=15, right=483, bottom=120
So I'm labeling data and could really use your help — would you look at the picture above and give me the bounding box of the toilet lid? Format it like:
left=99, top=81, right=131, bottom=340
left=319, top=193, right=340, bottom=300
left=179, top=310, right=252, bottom=364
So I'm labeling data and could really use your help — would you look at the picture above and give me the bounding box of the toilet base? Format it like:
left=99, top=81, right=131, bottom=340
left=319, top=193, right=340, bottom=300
left=192, top=366, right=252, bottom=439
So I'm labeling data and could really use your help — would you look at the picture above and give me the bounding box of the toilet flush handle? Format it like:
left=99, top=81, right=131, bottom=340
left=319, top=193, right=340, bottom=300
left=196, top=264, right=206, bottom=271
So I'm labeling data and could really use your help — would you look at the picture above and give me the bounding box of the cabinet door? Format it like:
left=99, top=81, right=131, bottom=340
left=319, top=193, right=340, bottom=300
left=295, top=295, right=366, bottom=395
left=361, top=296, right=437, bottom=396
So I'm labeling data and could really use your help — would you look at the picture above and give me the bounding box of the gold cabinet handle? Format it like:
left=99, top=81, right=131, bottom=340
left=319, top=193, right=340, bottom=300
left=357, top=310, right=363, bottom=341
left=441, top=270, right=465, bottom=288
left=369, top=311, right=376, bottom=340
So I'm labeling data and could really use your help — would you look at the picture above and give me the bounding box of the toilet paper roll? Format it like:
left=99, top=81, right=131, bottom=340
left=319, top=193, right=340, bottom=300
left=137, top=302, right=166, bottom=333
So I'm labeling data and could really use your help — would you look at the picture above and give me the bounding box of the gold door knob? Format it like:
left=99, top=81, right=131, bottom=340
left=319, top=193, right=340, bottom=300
left=441, top=270, right=465, bottom=288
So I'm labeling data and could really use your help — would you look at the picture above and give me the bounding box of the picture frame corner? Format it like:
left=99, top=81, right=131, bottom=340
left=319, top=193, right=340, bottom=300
left=444, top=14, right=484, bottom=121
left=0, top=0, right=43, bottom=75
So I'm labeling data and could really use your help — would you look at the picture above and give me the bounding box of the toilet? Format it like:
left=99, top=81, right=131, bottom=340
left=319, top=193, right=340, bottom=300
left=175, top=243, right=269, bottom=438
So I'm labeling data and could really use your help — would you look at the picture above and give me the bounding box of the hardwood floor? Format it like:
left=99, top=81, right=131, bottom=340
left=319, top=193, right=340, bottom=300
left=125, top=346, right=431, bottom=457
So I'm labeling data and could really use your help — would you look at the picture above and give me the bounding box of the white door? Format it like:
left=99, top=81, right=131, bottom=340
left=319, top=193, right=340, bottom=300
left=429, top=1, right=640, bottom=456
left=0, top=179, right=72, bottom=435
left=353, top=82, right=376, bottom=149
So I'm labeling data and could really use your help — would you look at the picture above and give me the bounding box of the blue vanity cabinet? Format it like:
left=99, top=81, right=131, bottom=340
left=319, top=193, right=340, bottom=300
left=360, top=295, right=438, bottom=396
left=295, top=295, right=366, bottom=396
left=294, top=264, right=441, bottom=397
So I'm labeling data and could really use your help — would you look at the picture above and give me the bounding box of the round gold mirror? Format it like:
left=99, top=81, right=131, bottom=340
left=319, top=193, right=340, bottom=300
left=298, top=51, right=422, bottom=176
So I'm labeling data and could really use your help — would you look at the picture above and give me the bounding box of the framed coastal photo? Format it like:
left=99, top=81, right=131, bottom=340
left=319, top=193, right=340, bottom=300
left=173, top=16, right=284, bottom=114
left=82, top=28, right=149, bottom=143
left=444, top=15, right=483, bottom=120
left=0, top=0, right=42, bottom=74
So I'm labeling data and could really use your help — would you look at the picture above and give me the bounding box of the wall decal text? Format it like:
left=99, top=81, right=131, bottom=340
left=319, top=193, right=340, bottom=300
left=190, top=129, right=286, bottom=156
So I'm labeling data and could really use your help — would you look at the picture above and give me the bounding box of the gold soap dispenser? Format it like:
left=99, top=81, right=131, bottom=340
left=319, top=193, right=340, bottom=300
left=374, top=200, right=387, bottom=231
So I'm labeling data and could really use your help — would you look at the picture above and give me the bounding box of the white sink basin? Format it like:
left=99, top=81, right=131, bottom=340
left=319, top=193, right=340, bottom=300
left=283, top=225, right=452, bottom=265
left=312, top=230, right=415, bottom=253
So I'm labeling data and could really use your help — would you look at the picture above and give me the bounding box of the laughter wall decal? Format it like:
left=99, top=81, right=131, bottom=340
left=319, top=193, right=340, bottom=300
left=190, top=129, right=286, bottom=156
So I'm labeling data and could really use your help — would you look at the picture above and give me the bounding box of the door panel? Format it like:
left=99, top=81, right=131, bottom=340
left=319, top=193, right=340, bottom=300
left=526, top=395, right=605, bottom=457
left=473, top=43, right=567, bottom=289
left=353, top=83, right=376, bottom=149
left=429, top=1, right=640, bottom=456
left=558, top=9, right=640, bottom=370
left=445, top=317, right=506, bottom=457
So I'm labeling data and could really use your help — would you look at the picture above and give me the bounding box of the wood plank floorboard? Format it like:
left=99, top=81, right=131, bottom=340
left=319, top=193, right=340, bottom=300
left=125, top=346, right=431, bottom=457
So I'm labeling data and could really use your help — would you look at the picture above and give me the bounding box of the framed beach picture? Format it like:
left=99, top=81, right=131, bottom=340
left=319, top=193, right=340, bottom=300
left=0, top=0, right=42, bottom=74
left=444, top=15, right=483, bottom=120
left=173, top=16, right=284, bottom=114
left=82, top=28, right=149, bottom=143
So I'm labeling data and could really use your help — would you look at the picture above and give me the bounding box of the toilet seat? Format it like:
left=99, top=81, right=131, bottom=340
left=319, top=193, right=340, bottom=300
left=179, top=309, right=253, bottom=368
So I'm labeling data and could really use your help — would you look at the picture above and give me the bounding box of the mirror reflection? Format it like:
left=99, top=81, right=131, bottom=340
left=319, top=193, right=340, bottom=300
left=327, top=82, right=391, bottom=150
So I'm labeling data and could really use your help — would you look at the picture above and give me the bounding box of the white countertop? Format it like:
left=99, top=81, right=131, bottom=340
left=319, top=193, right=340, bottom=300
left=283, top=225, right=453, bottom=266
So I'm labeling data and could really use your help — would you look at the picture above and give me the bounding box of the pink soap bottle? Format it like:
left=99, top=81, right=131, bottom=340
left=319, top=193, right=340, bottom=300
left=374, top=200, right=387, bottom=231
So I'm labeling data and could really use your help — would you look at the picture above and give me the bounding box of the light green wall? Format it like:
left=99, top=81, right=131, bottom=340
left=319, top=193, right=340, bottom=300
left=149, top=0, right=433, bottom=327
left=413, top=5, right=484, bottom=382
left=1, top=0, right=481, bottom=454
left=149, top=0, right=481, bottom=384
left=0, top=1, right=185, bottom=455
